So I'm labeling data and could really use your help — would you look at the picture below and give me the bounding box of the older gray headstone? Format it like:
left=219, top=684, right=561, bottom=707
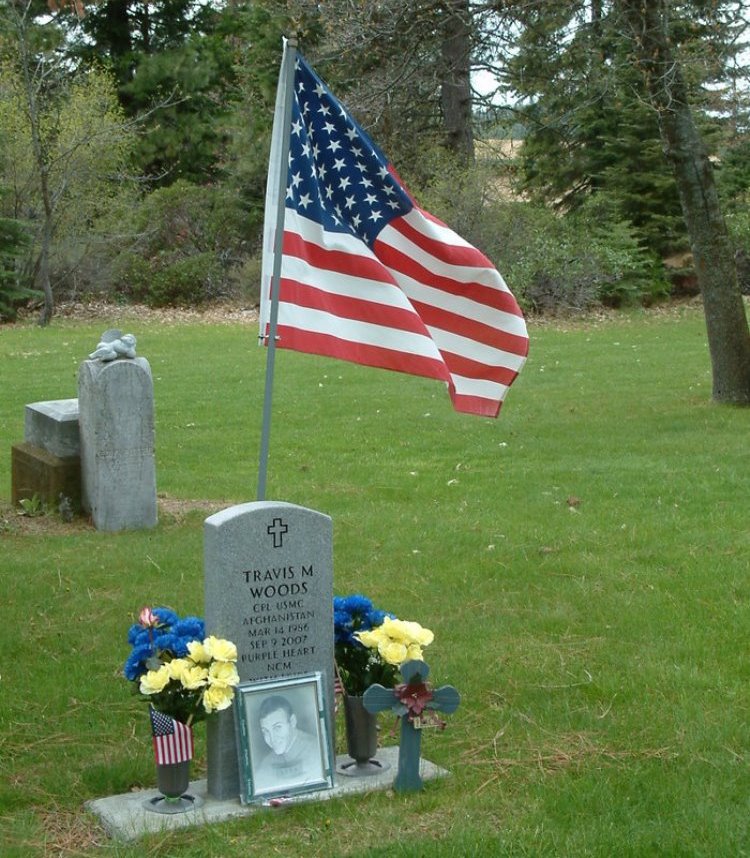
left=204, top=501, right=334, bottom=800
left=77, top=357, right=157, bottom=531
left=25, top=399, right=80, bottom=458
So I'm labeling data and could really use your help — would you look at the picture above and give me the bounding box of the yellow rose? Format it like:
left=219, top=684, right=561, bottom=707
left=180, top=665, right=209, bottom=690
left=187, top=640, right=211, bottom=663
left=387, top=619, right=434, bottom=647
left=413, top=625, right=434, bottom=647
left=208, top=661, right=239, bottom=688
left=355, top=629, right=383, bottom=649
left=167, top=658, right=191, bottom=682
left=204, top=636, right=238, bottom=663
left=203, top=684, right=234, bottom=713
left=139, top=664, right=171, bottom=695
left=380, top=617, right=409, bottom=643
left=406, top=643, right=423, bottom=661
left=379, top=640, right=408, bottom=665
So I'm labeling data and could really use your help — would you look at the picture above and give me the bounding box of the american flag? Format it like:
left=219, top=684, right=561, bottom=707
left=149, top=707, right=194, bottom=765
left=260, top=44, right=529, bottom=418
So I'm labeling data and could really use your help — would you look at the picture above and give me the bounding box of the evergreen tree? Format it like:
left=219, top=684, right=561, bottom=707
left=67, top=0, right=243, bottom=184
left=497, top=0, right=741, bottom=258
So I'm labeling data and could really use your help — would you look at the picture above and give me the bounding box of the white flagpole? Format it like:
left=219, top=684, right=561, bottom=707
left=257, top=38, right=297, bottom=501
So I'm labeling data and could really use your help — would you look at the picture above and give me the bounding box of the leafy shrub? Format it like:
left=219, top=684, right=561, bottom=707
left=0, top=213, right=34, bottom=322
left=111, top=180, right=249, bottom=306
left=725, top=199, right=750, bottom=295
left=415, top=160, right=668, bottom=314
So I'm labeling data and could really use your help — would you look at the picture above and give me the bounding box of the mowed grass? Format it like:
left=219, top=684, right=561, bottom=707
left=0, top=303, right=748, bottom=856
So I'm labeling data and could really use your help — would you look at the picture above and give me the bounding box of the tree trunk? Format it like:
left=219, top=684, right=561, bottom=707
left=440, top=0, right=475, bottom=164
left=14, top=0, right=56, bottom=326
left=35, top=219, right=54, bottom=327
left=618, top=0, right=750, bottom=404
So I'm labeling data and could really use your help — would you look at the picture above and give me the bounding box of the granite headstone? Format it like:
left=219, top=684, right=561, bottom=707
left=78, top=356, right=157, bottom=531
left=203, top=501, right=334, bottom=800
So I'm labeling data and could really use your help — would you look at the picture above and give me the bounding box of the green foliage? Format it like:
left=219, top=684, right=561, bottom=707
left=725, top=197, right=750, bottom=294
left=111, top=180, right=248, bottom=306
left=17, top=493, right=46, bottom=517
left=414, top=155, right=669, bottom=314
left=717, top=136, right=750, bottom=207
left=70, top=1, right=247, bottom=185
left=494, top=202, right=668, bottom=314
left=502, top=2, right=744, bottom=258
left=0, top=209, right=34, bottom=322
left=121, top=29, right=240, bottom=184
left=0, top=46, right=136, bottom=309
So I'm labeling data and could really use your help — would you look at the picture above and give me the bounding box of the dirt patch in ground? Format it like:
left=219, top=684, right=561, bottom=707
left=0, top=496, right=233, bottom=536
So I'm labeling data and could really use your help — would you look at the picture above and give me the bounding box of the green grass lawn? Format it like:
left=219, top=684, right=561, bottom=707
left=0, top=303, right=748, bottom=856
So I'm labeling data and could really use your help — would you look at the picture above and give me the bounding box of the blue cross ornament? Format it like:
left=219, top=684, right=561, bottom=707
left=363, top=660, right=460, bottom=792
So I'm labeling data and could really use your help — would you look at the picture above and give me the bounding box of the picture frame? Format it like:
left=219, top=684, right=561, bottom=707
left=234, top=672, right=334, bottom=803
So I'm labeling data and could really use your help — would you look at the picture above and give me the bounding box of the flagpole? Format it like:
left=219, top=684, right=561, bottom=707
left=257, top=38, right=297, bottom=501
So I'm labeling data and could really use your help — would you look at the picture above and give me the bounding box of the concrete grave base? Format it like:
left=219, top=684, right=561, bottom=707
left=86, top=747, right=449, bottom=841
left=11, top=442, right=81, bottom=509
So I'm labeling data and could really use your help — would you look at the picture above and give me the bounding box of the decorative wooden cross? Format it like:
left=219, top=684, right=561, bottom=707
left=363, top=659, right=460, bottom=793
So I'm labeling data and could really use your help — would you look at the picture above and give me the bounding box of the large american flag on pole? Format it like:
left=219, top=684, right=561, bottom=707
left=149, top=707, right=194, bottom=765
left=260, top=43, right=528, bottom=418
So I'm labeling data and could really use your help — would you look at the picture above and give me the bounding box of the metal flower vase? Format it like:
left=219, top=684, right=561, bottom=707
left=337, top=695, right=390, bottom=777
left=143, top=711, right=201, bottom=814
left=145, top=759, right=202, bottom=814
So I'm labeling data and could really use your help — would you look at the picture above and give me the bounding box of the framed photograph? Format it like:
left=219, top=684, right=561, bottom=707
left=234, top=672, right=334, bottom=803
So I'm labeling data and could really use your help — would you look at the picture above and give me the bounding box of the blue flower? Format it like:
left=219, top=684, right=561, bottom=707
left=173, top=616, right=205, bottom=640
left=153, top=632, right=183, bottom=656
left=124, top=643, right=154, bottom=680
left=343, top=594, right=373, bottom=615
left=127, top=623, right=149, bottom=645
left=333, top=594, right=395, bottom=647
left=152, top=607, right=179, bottom=627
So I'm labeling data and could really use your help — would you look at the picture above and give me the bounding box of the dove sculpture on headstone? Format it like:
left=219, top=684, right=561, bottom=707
left=89, top=329, right=137, bottom=361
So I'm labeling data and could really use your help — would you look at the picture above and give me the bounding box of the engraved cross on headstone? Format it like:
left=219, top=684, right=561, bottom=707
left=267, top=517, right=288, bottom=548
left=363, top=659, right=460, bottom=792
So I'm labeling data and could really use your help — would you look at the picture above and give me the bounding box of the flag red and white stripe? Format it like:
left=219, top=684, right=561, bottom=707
left=149, top=707, right=194, bottom=765
left=261, top=44, right=528, bottom=418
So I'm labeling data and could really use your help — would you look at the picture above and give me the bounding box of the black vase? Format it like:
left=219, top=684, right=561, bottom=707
left=143, top=759, right=198, bottom=814
left=337, top=695, right=390, bottom=777
left=156, top=760, right=191, bottom=800
left=143, top=712, right=198, bottom=814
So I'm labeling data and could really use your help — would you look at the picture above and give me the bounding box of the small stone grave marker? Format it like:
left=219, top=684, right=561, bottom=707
left=203, top=501, right=334, bottom=800
left=11, top=399, right=82, bottom=510
left=25, top=399, right=80, bottom=458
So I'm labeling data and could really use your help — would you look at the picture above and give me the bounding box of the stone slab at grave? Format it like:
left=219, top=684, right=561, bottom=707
left=10, top=399, right=82, bottom=510
left=204, top=501, right=333, bottom=800
left=78, top=357, right=157, bottom=531
left=25, top=399, right=80, bottom=458
left=11, top=441, right=80, bottom=509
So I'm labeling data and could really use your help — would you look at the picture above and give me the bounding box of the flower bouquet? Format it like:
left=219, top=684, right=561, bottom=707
left=333, top=594, right=434, bottom=775
left=333, top=594, right=434, bottom=695
left=124, top=606, right=240, bottom=726
left=125, top=607, right=240, bottom=809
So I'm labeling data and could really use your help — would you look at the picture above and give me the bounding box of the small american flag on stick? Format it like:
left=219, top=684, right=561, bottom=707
left=149, top=707, right=194, bottom=765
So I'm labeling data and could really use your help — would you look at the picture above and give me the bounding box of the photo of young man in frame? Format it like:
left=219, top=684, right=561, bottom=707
left=237, top=674, right=331, bottom=800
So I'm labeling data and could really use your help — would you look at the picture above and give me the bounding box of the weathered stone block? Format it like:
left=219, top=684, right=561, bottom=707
left=24, top=399, right=80, bottom=458
left=11, top=442, right=81, bottom=510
